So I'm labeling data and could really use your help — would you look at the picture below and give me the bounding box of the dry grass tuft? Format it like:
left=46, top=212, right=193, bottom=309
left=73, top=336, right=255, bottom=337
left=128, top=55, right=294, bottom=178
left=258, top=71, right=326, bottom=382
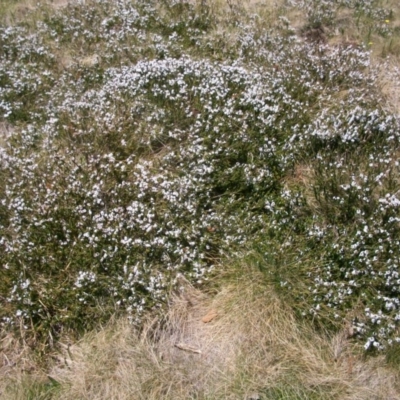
left=377, top=58, right=400, bottom=115
left=0, top=122, right=13, bottom=150
left=0, top=330, right=49, bottom=399
left=0, top=0, right=80, bottom=22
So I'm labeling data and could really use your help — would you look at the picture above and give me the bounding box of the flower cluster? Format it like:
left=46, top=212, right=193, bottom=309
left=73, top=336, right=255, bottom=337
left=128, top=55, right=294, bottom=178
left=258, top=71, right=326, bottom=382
left=1, top=0, right=400, bottom=350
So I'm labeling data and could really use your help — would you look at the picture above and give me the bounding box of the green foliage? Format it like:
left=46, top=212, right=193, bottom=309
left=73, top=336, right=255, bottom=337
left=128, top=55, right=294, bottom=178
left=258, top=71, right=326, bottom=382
left=4, top=376, right=60, bottom=400
left=385, top=342, right=400, bottom=367
left=1, top=0, right=400, bottom=352
left=262, top=384, right=334, bottom=400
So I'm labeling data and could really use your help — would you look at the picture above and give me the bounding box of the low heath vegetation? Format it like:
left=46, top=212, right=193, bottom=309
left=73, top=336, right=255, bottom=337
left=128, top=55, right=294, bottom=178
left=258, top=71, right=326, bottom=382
left=1, top=0, right=400, bottom=359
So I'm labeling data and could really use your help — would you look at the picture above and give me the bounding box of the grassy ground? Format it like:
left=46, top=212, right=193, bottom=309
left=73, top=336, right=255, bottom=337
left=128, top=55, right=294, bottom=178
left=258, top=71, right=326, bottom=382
left=1, top=0, right=400, bottom=398
left=3, top=262, right=400, bottom=399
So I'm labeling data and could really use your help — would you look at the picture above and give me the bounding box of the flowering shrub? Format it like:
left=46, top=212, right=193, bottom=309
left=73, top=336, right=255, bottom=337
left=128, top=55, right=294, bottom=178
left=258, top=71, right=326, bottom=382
left=1, top=0, right=400, bottom=350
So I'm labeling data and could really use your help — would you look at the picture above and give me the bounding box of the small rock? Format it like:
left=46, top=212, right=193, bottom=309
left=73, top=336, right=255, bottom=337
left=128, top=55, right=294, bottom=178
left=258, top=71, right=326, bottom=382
left=246, top=393, right=261, bottom=400
left=201, top=309, right=218, bottom=323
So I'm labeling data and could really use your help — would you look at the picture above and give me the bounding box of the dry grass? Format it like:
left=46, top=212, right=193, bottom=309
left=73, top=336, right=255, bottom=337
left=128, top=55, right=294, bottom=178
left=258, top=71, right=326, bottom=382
left=2, top=264, right=399, bottom=399
left=0, top=122, right=13, bottom=150
left=0, top=329, right=48, bottom=400
left=0, top=0, right=35, bottom=22
left=0, top=0, right=79, bottom=22
left=377, top=58, right=400, bottom=115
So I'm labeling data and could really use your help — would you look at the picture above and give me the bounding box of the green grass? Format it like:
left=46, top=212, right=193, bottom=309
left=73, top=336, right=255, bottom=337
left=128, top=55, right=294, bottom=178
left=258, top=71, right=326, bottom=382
left=261, top=385, right=333, bottom=400
left=385, top=342, right=400, bottom=368
left=3, top=377, right=60, bottom=400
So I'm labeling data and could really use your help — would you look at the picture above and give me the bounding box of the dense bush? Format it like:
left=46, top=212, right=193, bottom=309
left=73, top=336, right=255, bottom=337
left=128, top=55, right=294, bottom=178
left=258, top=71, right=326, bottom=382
left=1, top=0, right=400, bottom=350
